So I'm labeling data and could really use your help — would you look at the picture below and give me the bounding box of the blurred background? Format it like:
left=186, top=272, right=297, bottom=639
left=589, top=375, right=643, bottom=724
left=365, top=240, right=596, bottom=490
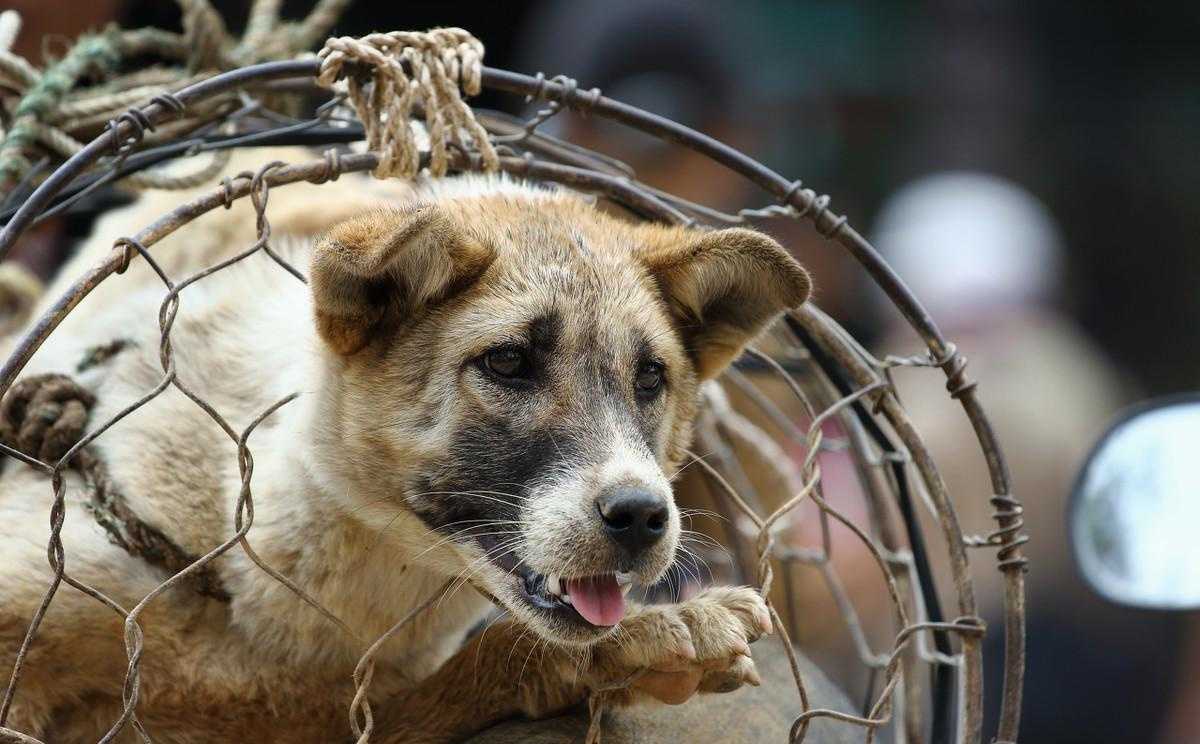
left=5, top=1, right=1198, bottom=742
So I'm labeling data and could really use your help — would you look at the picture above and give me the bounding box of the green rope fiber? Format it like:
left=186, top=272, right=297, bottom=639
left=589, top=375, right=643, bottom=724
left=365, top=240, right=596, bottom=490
left=0, top=32, right=121, bottom=182
left=0, top=0, right=347, bottom=189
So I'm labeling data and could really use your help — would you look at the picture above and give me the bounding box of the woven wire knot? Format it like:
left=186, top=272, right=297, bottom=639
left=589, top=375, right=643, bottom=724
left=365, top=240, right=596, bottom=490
left=106, top=107, right=155, bottom=157
left=315, top=27, right=497, bottom=179
left=317, top=147, right=343, bottom=183
left=112, top=235, right=150, bottom=275
left=936, top=343, right=979, bottom=400
left=148, top=92, right=186, bottom=119
left=552, top=75, right=602, bottom=115
left=965, top=495, right=1030, bottom=573
left=785, top=184, right=849, bottom=240
left=951, top=615, right=987, bottom=633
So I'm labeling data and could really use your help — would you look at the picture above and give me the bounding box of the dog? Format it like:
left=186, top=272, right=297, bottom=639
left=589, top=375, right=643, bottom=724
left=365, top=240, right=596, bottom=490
left=0, top=150, right=811, bottom=743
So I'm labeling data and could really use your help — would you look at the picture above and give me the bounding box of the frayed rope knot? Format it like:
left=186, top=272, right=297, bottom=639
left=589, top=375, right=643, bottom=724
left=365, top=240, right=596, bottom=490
left=315, top=28, right=498, bottom=180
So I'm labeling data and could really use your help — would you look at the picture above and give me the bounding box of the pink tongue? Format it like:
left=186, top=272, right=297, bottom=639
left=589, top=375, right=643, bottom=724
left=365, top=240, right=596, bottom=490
left=565, top=575, right=625, bottom=626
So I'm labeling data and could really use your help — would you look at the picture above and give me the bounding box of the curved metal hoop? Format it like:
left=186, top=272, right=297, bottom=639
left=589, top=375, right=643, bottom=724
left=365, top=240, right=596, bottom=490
left=0, top=58, right=1026, bottom=744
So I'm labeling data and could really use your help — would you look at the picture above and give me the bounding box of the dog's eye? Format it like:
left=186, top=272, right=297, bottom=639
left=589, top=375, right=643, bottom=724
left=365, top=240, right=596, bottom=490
left=483, top=347, right=530, bottom=380
left=635, top=361, right=665, bottom=396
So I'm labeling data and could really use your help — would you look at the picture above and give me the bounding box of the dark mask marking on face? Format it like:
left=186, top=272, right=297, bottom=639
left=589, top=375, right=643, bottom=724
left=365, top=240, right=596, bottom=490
left=410, top=415, right=586, bottom=538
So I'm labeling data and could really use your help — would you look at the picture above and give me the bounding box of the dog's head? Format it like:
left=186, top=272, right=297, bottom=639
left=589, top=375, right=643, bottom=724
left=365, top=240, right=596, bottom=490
left=308, top=179, right=809, bottom=644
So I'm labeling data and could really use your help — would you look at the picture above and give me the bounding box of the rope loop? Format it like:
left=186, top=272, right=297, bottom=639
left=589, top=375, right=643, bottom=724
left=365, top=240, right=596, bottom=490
left=315, top=28, right=497, bottom=179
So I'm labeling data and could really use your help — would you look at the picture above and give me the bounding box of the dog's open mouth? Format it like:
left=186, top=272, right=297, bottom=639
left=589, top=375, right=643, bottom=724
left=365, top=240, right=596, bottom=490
left=470, top=535, right=639, bottom=628
left=520, top=570, right=635, bottom=626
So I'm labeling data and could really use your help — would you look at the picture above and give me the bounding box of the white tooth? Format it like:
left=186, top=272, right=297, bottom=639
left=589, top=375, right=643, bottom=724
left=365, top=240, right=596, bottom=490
left=614, top=571, right=634, bottom=587
left=620, top=583, right=632, bottom=596
left=561, top=593, right=572, bottom=606
left=547, top=574, right=561, bottom=596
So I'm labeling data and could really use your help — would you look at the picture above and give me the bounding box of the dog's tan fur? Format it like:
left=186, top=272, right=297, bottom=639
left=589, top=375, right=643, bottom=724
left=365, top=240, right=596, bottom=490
left=0, top=149, right=809, bottom=743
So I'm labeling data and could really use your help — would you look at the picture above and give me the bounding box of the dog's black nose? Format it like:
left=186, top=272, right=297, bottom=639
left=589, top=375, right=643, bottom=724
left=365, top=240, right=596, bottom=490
left=597, top=485, right=669, bottom=557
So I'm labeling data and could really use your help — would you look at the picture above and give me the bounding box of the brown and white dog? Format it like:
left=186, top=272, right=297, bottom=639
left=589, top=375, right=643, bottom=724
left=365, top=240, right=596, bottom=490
left=0, top=151, right=810, bottom=743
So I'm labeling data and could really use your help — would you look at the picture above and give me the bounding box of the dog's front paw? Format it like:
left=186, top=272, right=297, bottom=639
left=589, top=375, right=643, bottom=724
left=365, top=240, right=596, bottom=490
left=0, top=373, right=95, bottom=463
left=590, top=586, right=773, bottom=706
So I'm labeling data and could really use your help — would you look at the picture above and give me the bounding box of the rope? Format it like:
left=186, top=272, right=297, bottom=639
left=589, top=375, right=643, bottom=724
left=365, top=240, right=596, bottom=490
left=0, top=1, right=359, bottom=190
left=289, top=0, right=354, bottom=54
left=25, top=97, right=232, bottom=190
left=0, top=51, right=39, bottom=90
left=0, top=34, right=120, bottom=182
left=178, top=0, right=230, bottom=72
left=124, top=149, right=234, bottom=191
left=239, top=0, right=283, bottom=56
left=316, top=28, right=498, bottom=179
left=0, top=11, right=20, bottom=55
left=46, top=76, right=209, bottom=124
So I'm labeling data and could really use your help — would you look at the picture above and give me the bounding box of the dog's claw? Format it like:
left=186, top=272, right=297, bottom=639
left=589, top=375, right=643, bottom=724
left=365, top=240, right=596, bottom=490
left=0, top=373, right=95, bottom=464
left=742, top=658, right=763, bottom=687
left=755, top=607, right=773, bottom=636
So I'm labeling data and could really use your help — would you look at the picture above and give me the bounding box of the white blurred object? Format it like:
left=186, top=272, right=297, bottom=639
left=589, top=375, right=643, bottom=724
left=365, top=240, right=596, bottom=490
left=872, top=172, right=1063, bottom=322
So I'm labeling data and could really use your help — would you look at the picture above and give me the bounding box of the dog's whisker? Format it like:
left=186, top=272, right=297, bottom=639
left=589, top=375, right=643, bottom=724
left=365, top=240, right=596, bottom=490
left=546, top=429, right=568, bottom=465
left=408, top=517, right=522, bottom=546
left=674, top=542, right=717, bottom=586
left=505, top=619, right=541, bottom=671
left=410, top=525, right=522, bottom=562
left=363, top=507, right=412, bottom=559
left=438, top=539, right=525, bottom=605
left=679, top=529, right=729, bottom=551
left=668, top=449, right=714, bottom=480
left=472, top=608, right=512, bottom=680
left=413, top=489, right=529, bottom=502
left=441, top=540, right=523, bottom=583
left=345, top=493, right=405, bottom=516
left=676, top=551, right=706, bottom=587
left=678, top=507, right=728, bottom=523
left=402, top=491, right=529, bottom=512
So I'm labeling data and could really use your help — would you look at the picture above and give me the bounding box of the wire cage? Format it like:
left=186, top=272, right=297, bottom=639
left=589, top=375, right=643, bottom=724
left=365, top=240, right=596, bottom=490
left=0, top=19, right=1027, bottom=744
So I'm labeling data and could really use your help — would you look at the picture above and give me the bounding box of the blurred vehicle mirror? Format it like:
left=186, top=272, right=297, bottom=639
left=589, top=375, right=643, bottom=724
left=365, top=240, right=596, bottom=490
left=1070, top=396, right=1200, bottom=610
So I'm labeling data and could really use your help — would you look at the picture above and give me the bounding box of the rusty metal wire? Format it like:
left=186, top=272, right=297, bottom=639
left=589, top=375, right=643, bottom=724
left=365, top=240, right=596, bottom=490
left=0, top=39, right=1026, bottom=744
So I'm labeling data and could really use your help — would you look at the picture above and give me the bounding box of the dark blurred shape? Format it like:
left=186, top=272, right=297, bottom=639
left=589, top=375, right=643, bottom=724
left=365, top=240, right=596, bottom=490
left=518, top=0, right=741, bottom=130
left=515, top=0, right=755, bottom=212
left=873, top=171, right=1180, bottom=744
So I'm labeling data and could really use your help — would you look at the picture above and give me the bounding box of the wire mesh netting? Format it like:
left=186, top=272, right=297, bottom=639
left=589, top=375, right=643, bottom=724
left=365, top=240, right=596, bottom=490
left=0, top=16, right=1027, bottom=744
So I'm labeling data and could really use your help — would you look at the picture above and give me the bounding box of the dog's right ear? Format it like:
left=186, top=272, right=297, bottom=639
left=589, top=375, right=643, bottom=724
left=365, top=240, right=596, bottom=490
left=310, top=206, right=495, bottom=355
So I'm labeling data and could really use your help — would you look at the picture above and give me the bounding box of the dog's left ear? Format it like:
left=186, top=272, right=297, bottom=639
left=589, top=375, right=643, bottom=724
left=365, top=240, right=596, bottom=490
left=640, top=227, right=811, bottom=380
